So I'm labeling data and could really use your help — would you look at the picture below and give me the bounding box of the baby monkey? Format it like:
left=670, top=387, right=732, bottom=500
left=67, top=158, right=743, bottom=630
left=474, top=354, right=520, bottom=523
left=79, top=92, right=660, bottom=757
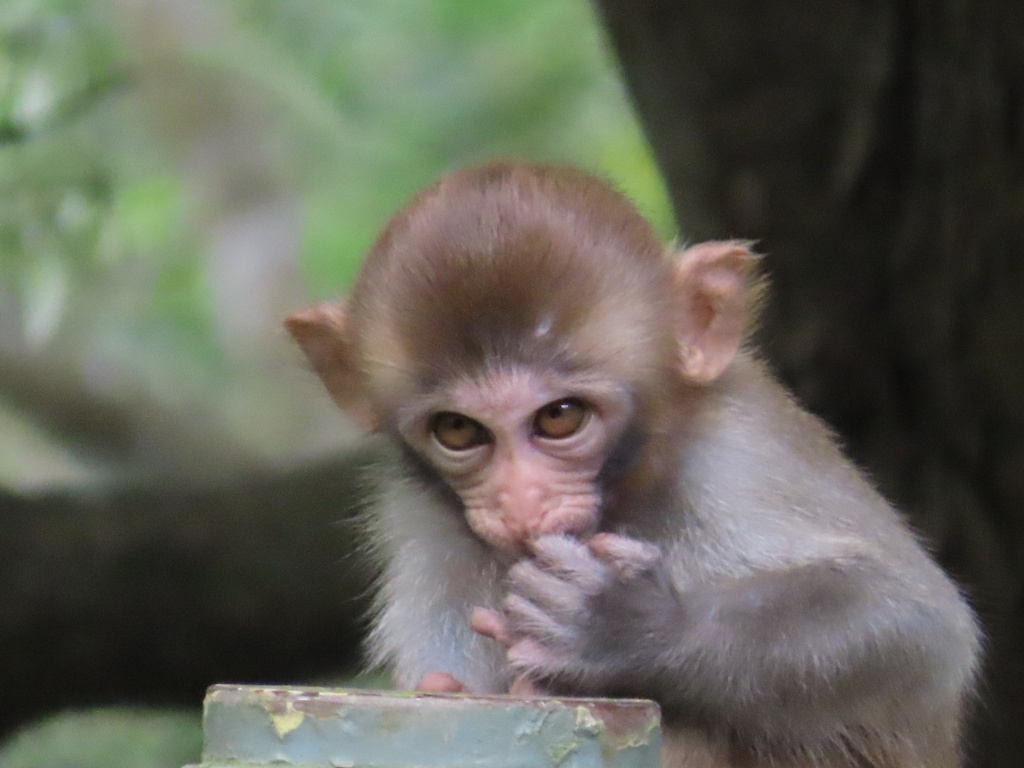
left=287, top=161, right=979, bottom=768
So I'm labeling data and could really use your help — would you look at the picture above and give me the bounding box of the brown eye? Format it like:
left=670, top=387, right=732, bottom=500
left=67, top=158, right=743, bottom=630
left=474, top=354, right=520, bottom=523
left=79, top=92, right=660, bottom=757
left=533, top=398, right=588, bottom=440
left=430, top=412, right=490, bottom=451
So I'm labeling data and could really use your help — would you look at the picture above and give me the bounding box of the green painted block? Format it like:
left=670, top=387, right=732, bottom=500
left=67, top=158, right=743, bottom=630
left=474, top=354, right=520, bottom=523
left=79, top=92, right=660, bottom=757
left=190, top=684, right=661, bottom=768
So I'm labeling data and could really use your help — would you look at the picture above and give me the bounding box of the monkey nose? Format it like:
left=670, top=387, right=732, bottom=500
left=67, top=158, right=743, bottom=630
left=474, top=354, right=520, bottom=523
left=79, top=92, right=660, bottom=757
left=497, top=486, right=546, bottom=540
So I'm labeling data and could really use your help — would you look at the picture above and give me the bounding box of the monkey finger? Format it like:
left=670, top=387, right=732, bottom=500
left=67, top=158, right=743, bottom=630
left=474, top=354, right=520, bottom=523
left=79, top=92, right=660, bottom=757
left=507, top=637, right=564, bottom=678
left=503, top=593, right=575, bottom=647
left=529, top=534, right=588, bottom=564
left=509, top=673, right=545, bottom=697
left=508, top=560, right=585, bottom=618
left=470, top=607, right=513, bottom=647
left=529, top=535, right=607, bottom=592
left=588, top=533, right=661, bottom=578
left=417, top=672, right=466, bottom=693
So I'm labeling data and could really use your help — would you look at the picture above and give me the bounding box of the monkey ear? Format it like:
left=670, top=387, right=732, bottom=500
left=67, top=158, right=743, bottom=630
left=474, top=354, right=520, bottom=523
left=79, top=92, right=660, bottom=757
left=672, top=241, right=759, bottom=383
left=284, top=302, right=377, bottom=431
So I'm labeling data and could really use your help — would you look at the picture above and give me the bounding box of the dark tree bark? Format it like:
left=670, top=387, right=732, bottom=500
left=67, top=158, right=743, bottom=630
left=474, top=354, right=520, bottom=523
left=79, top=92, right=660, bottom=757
left=0, top=444, right=379, bottom=738
left=594, top=2, right=1024, bottom=766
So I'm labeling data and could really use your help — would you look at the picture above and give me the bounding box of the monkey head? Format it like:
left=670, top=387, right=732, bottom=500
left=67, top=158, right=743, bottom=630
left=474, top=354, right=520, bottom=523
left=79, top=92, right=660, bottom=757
left=287, top=161, right=758, bottom=555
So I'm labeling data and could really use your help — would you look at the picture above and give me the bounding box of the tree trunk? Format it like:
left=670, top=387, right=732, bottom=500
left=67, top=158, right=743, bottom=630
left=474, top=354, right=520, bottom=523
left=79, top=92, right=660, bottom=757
left=594, top=2, right=1024, bottom=766
left=0, top=444, right=380, bottom=737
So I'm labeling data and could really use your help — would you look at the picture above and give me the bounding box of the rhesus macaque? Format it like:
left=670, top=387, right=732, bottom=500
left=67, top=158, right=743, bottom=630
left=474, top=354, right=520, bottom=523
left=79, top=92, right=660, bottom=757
left=286, top=161, right=980, bottom=768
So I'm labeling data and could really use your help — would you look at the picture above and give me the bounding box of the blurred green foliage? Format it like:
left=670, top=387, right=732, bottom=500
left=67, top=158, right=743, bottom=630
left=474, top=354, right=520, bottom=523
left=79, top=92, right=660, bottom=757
left=0, top=0, right=673, bottom=485
left=0, top=0, right=671, bottom=357
left=0, top=709, right=202, bottom=768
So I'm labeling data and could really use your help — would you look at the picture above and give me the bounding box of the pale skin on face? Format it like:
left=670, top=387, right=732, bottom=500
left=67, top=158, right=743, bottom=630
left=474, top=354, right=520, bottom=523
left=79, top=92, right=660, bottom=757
left=399, top=369, right=632, bottom=559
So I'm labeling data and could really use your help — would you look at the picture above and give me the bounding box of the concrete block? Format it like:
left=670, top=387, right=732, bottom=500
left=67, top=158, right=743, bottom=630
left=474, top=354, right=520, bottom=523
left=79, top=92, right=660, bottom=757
left=187, top=684, right=661, bottom=768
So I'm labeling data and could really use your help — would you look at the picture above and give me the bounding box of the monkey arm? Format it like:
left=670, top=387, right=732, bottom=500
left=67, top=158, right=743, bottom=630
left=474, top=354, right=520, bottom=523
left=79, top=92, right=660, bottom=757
left=497, top=535, right=977, bottom=741
left=653, top=559, right=976, bottom=731
left=371, top=588, right=511, bottom=694
left=364, top=472, right=516, bottom=695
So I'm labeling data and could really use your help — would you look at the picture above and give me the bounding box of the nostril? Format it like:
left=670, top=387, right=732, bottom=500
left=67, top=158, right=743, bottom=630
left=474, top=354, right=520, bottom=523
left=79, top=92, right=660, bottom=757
left=496, top=486, right=549, bottom=541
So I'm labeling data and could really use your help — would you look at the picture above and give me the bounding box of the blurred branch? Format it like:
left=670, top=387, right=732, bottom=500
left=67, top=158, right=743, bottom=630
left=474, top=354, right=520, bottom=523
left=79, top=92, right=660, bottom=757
left=0, top=440, right=383, bottom=738
left=0, top=350, right=260, bottom=479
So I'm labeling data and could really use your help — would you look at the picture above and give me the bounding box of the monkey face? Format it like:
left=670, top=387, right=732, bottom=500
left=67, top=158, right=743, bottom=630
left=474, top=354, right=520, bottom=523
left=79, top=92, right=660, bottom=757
left=394, top=366, right=633, bottom=556
left=285, top=162, right=760, bottom=556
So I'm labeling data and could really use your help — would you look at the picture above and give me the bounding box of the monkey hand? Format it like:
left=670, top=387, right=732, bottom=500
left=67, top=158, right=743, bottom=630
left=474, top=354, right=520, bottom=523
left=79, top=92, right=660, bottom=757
left=415, top=672, right=467, bottom=693
left=489, top=533, right=680, bottom=694
left=469, top=608, right=548, bottom=695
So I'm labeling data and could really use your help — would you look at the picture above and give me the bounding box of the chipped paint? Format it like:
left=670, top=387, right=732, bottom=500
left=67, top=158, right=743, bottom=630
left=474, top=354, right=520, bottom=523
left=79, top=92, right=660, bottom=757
left=513, top=709, right=553, bottom=740
left=269, top=707, right=305, bottom=739
left=574, top=706, right=603, bottom=736
left=549, top=740, right=579, bottom=766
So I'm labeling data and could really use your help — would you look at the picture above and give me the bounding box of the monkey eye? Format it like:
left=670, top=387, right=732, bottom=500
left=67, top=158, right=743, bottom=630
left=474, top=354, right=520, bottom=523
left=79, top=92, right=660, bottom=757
left=533, top=398, right=588, bottom=440
left=430, top=412, right=491, bottom=451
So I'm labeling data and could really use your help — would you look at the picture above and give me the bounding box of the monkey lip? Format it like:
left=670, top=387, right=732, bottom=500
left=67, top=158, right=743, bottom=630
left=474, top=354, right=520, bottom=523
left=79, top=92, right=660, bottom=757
left=485, top=529, right=558, bottom=563
left=502, top=515, right=596, bottom=558
left=493, top=531, right=535, bottom=562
